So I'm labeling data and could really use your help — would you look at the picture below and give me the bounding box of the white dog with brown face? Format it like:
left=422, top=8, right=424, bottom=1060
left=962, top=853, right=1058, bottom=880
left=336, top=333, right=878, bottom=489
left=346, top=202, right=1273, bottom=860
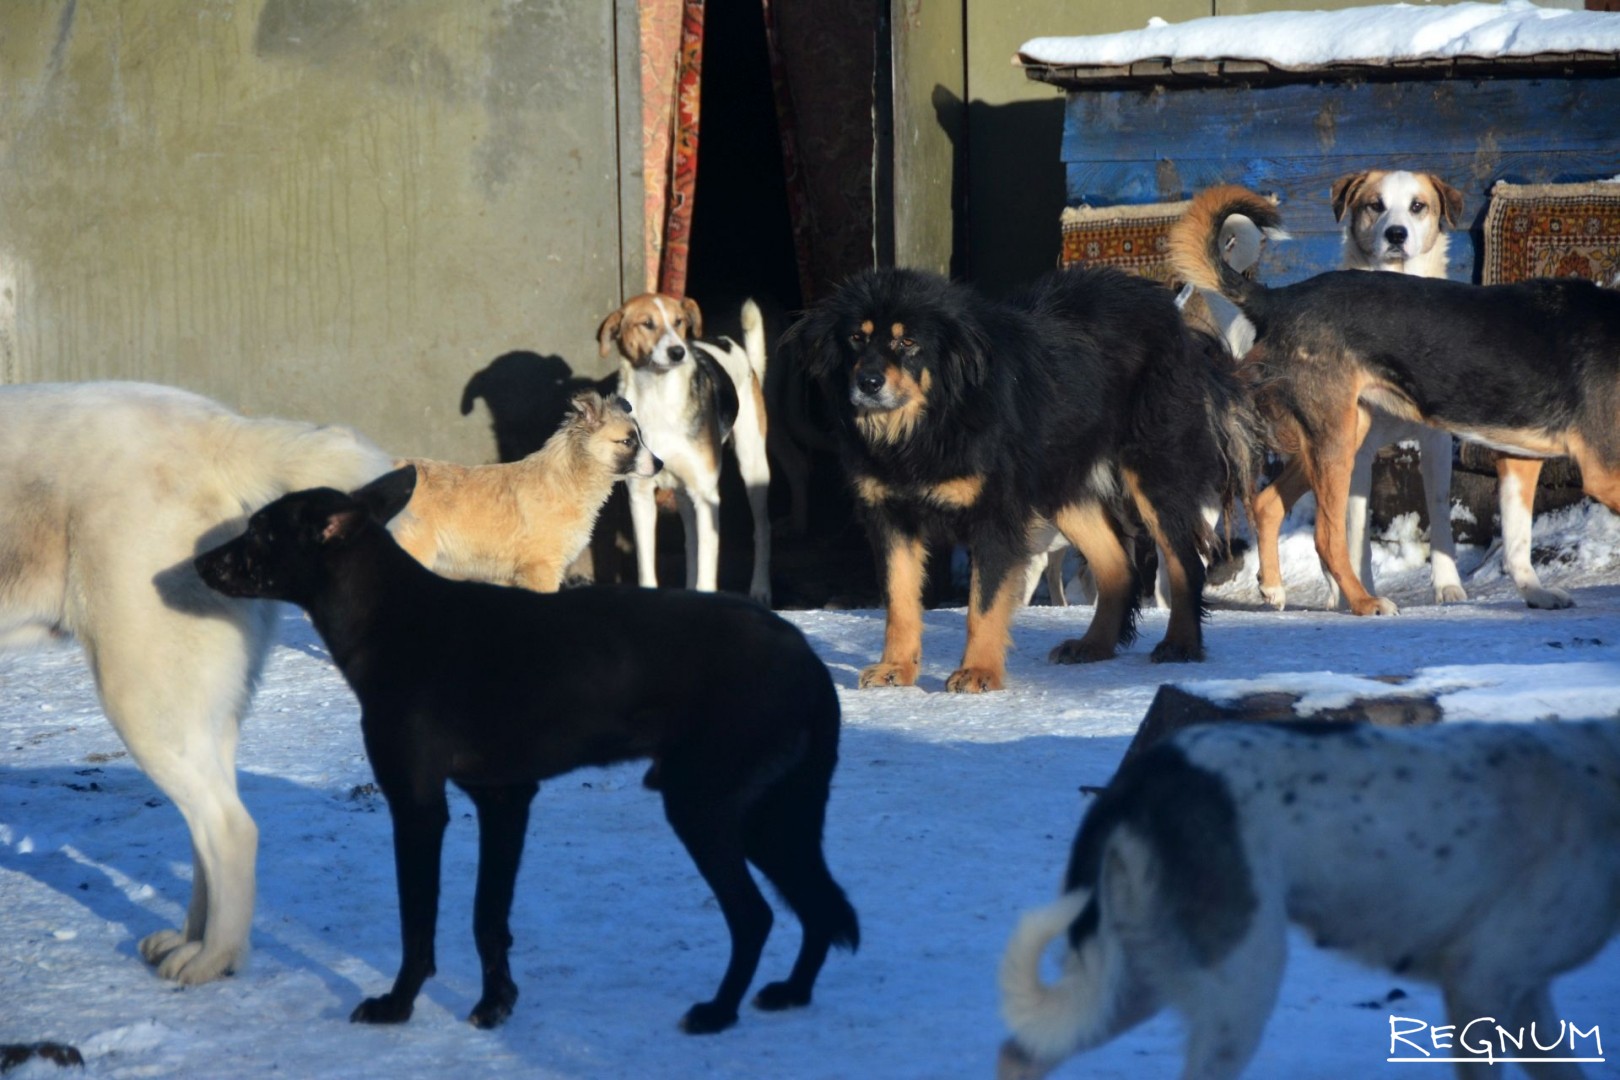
left=597, top=294, right=772, bottom=605
left=1327, top=169, right=1471, bottom=608
left=1331, top=169, right=1572, bottom=610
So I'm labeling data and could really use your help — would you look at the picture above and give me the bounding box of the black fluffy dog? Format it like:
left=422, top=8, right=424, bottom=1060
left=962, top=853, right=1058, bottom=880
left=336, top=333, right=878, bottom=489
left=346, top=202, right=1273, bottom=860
left=194, top=466, right=857, bottom=1034
left=784, top=266, right=1256, bottom=691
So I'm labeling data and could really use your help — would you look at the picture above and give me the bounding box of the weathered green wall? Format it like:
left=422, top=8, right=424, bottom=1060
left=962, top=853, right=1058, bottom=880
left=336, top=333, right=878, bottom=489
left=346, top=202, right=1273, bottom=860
left=0, top=1, right=629, bottom=462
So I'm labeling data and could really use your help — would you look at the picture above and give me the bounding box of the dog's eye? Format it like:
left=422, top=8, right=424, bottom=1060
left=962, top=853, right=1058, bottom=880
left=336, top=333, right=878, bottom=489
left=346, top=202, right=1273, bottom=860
left=643, top=319, right=656, bottom=330
left=619, top=437, right=635, bottom=447
left=1410, top=200, right=1426, bottom=215
left=848, top=332, right=867, bottom=347
left=1370, top=199, right=1385, bottom=213
left=896, top=337, right=916, bottom=350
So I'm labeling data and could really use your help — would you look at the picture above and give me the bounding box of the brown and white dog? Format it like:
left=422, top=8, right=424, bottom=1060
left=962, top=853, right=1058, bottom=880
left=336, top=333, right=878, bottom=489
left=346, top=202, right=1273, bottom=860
left=1254, top=170, right=1469, bottom=610
left=597, top=294, right=773, bottom=605
left=1252, top=171, right=1580, bottom=611
left=390, top=391, right=660, bottom=591
left=1173, top=185, right=1620, bottom=616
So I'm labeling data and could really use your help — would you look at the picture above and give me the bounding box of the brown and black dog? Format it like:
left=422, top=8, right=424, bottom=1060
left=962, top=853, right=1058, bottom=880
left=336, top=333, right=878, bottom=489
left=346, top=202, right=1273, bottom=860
left=784, top=266, right=1256, bottom=691
left=194, top=467, right=858, bottom=1034
left=1173, top=184, right=1620, bottom=616
left=391, top=391, right=659, bottom=591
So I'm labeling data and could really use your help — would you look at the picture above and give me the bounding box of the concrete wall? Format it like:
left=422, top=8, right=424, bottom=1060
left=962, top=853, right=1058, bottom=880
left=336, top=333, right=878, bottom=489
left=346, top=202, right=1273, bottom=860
left=0, top=1, right=631, bottom=462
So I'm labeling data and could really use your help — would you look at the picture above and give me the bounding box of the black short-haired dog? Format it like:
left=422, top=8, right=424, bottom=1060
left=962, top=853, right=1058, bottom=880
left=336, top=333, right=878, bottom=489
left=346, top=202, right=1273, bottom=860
left=194, top=466, right=857, bottom=1034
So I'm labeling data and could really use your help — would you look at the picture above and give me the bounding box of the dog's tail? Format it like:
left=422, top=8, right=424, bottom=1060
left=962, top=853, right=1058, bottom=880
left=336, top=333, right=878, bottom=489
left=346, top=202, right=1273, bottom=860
left=999, top=885, right=1138, bottom=1072
left=1169, top=186, right=1287, bottom=317
left=740, top=298, right=768, bottom=382
left=1190, top=327, right=1263, bottom=548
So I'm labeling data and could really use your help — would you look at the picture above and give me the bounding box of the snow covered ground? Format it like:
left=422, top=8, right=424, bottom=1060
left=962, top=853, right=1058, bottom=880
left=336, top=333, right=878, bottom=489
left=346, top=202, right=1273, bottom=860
left=3, top=503, right=1619, bottom=1079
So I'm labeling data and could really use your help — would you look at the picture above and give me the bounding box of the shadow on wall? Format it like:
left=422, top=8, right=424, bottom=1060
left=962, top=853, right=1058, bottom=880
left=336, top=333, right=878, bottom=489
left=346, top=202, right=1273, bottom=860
left=964, top=96, right=1067, bottom=296
left=459, top=351, right=617, bottom=465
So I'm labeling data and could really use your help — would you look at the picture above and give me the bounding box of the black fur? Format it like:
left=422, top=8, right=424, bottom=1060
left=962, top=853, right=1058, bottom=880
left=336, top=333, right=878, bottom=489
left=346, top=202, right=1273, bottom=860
left=194, top=467, right=857, bottom=1035
left=784, top=265, right=1255, bottom=680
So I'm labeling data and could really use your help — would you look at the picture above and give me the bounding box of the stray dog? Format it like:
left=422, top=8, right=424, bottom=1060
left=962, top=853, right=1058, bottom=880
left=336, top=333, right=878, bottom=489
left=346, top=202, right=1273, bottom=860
left=390, top=391, right=660, bottom=590
left=784, top=266, right=1256, bottom=691
left=1172, top=184, right=1620, bottom=615
left=1247, top=171, right=1470, bottom=610
left=999, top=719, right=1620, bottom=1079
left=0, top=381, right=392, bottom=984
left=597, top=294, right=773, bottom=604
left=194, top=467, right=857, bottom=1033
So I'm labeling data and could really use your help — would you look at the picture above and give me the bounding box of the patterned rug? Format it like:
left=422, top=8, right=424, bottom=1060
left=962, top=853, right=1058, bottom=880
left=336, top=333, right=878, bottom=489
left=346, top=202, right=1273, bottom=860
left=1482, top=180, right=1620, bottom=285
left=1059, top=200, right=1190, bottom=283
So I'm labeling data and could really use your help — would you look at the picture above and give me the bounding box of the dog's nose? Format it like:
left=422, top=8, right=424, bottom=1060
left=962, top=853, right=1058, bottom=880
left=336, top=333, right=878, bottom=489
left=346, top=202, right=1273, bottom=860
left=651, top=454, right=664, bottom=474
left=1384, top=225, right=1408, bottom=245
left=856, top=370, right=886, bottom=397
left=667, top=345, right=685, bottom=364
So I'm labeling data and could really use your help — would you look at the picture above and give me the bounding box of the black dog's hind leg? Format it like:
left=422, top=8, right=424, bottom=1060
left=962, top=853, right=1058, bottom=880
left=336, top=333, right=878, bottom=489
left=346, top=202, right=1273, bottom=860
left=459, top=779, right=540, bottom=1029
left=1123, top=468, right=1209, bottom=663
left=742, top=765, right=859, bottom=1011
left=1049, top=501, right=1140, bottom=664
left=352, top=790, right=450, bottom=1023
left=660, top=767, right=773, bottom=1034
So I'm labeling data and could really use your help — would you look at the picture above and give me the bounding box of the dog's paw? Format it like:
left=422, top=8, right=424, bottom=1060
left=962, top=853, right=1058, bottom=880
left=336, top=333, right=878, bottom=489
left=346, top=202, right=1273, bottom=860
left=753, top=980, right=811, bottom=1011
left=1149, top=640, right=1204, bottom=664
left=1434, top=583, right=1467, bottom=604
left=1259, top=583, right=1287, bottom=611
left=1349, top=596, right=1399, bottom=617
left=467, top=982, right=518, bottom=1029
left=944, top=666, right=1003, bottom=693
left=351, top=993, right=416, bottom=1025
left=138, top=928, right=186, bottom=965
left=858, top=661, right=918, bottom=689
left=679, top=1001, right=739, bottom=1035
left=1048, top=639, right=1115, bottom=665
left=1524, top=585, right=1575, bottom=610
left=150, top=939, right=239, bottom=984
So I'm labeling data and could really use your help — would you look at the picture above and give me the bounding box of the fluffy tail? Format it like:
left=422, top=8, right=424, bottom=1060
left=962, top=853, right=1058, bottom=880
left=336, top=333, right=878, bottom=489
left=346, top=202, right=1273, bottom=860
left=1168, top=186, right=1286, bottom=311
left=999, top=888, right=1128, bottom=1067
left=740, top=298, right=768, bottom=381
left=1189, top=328, right=1263, bottom=544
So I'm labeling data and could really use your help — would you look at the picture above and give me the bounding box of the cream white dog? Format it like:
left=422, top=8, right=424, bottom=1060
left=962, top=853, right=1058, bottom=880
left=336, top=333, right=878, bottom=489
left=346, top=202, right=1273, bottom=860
left=0, top=381, right=392, bottom=984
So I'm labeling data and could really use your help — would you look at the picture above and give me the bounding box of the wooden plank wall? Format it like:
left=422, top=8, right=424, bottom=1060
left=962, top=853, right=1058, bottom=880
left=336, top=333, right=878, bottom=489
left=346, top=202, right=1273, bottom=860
left=1061, top=74, right=1620, bottom=283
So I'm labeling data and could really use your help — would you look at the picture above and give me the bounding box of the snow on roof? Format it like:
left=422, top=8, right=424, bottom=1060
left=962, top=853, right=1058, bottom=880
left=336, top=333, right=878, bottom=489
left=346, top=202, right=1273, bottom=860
left=1017, top=0, right=1620, bottom=72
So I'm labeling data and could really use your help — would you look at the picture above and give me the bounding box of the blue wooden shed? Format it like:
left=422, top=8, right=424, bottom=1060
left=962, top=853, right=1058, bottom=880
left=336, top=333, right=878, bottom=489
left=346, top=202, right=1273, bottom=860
left=1018, top=7, right=1620, bottom=285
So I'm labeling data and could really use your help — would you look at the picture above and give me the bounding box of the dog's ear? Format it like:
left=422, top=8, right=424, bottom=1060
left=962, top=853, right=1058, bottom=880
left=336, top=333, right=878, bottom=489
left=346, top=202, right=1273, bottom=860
left=1330, top=172, right=1369, bottom=223
left=1430, top=177, right=1466, bottom=229
left=568, top=390, right=604, bottom=427
left=597, top=309, right=625, bottom=359
left=778, top=308, right=841, bottom=381
left=680, top=296, right=703, bottom=340
left=350, top=465, right=416, bottom=526
left=319, top=507, right=368, bottom=545
left=938, top=316, right=993, bottom=392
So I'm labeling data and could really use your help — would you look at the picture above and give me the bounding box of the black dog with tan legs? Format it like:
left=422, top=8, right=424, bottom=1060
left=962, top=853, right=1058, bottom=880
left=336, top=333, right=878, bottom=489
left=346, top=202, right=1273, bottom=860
left=194, top=466, right=857, bottom=1034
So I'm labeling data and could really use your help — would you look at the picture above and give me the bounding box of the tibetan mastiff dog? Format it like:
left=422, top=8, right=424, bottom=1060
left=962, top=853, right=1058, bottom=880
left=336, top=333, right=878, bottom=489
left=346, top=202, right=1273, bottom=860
left=784, top=266, right=1256, bottom=691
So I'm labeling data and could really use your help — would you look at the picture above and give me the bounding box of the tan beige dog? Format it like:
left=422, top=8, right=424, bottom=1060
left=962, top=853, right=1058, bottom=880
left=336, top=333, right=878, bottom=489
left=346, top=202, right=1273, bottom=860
left=391, top=391, right=659, bottom=591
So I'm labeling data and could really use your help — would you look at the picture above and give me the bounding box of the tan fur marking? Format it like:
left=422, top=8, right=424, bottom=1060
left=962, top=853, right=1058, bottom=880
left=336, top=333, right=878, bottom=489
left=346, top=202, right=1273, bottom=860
left=859, top=536, right=928, bottom=688
left=854, top=366, right=931, bottom=447
left=891, top=322, right=906, bottom=341
left=1052, top=502, right=1133, bottom=660
left=928, top=475, right=984, bottom=508
left=1122, top=469, right=1200, bottom=656
left=949, top=562, right=1025, bottom=692
left=1566, top=431, right=1620, bottom=512
left=860, top=319, right=875, bottom=336
left=750, top=376, right=768, bottom=439
left=853, top=475, right=891, bottom=506
left=597, top=293, right=693, bottom=367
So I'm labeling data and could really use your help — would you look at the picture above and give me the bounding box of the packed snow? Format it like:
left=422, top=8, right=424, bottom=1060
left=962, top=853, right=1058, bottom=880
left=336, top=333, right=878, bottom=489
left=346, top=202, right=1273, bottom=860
left=1018, top=0, right=1620, bottom=70
left=3, top=503, right=1620, bottom=1079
